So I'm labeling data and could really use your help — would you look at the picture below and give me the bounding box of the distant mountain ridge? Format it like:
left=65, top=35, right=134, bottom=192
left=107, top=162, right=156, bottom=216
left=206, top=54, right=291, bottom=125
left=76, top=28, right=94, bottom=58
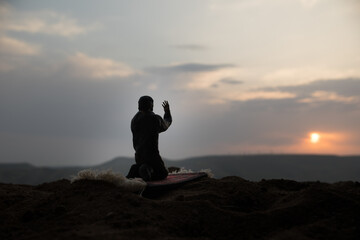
left=169, top=154, right=360, bottom=182
left=0, top=155, right=359, bottom=185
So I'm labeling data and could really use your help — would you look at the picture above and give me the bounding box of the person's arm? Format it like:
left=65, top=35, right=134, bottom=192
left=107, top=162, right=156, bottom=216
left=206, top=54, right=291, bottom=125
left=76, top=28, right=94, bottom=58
left=162, top=100, right=172, bottom=122
left=158, top=101, right=172, bottom=132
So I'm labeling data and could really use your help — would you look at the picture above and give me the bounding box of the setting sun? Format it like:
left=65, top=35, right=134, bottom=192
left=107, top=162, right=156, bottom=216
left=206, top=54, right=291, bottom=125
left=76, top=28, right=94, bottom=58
left=310, top=133, right=320, bottom=143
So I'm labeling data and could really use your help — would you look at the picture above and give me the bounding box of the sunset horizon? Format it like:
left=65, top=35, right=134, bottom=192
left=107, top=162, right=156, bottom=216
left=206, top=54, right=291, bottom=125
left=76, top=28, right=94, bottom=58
left=0, top=0, right=359, bottom=166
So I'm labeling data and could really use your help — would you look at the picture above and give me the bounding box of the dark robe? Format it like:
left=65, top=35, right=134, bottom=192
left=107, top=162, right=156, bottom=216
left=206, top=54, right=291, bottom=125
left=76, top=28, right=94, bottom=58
left=126, top=110, right=172, bottom=180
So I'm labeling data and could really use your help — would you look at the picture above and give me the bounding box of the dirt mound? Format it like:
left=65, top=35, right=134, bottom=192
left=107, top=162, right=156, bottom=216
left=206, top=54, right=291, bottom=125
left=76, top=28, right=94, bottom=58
left=1, top=177, right=359, bottom=239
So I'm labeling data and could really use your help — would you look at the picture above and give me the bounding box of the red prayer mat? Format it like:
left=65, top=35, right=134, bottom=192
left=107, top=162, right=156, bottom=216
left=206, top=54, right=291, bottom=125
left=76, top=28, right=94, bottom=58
left=146, top=172, right=207, bottom=188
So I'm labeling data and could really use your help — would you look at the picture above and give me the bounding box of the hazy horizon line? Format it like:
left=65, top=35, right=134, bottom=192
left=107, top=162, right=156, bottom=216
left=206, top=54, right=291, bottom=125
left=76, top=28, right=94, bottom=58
left=1, top=153, right=359, bottom=168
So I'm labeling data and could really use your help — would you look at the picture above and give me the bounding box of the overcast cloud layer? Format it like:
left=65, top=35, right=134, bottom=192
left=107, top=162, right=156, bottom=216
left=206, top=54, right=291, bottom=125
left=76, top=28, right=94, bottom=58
left=0, top=0, right=359, bottom=166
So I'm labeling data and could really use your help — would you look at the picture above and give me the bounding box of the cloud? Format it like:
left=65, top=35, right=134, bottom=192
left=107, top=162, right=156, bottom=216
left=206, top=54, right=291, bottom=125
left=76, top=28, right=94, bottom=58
left=219, top=78, right=243, bottom=85
left=263, top=78, right=360, bottom=101
left=262, top=67, right=360, bottom=86
left=8, top=12, right=88, bottom=37
left=299, top=91, right=359, bottom=104
left=0, top=35, right=41, bottom=72
left=207, top=91, right=297, bottom=104
left=150, top=63, right=235, bottom=74
left=171, top=44, right=207, bottom=51
left=226, top=91, right=297, bottom=102
left=1, top=4, right=93, bottom=37
left=67, top=52, right=136, bottom=79
left=1, top=66, right=359, bottom=165
left=190, top=77, right=360, bottom=155
left=146, top=63, right=238, bottom=91
left=209, top=79, right=360, bottom=108
left=0, top=36, right=40, bottom=56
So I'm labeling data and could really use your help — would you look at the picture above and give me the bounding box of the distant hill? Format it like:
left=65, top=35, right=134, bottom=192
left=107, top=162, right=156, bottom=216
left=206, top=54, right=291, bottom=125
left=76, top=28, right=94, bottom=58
left=0, top=155, right=359, bottom=185
left=0, top=163, right=84, bottom=185
left=165, top=154, right=360, bottom=182
left=0, top=157, right=134, bottom=185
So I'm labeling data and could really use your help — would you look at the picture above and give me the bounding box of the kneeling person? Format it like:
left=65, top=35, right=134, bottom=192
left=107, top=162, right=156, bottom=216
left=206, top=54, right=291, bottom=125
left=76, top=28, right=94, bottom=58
left=126, top=96, right=172, bottom=181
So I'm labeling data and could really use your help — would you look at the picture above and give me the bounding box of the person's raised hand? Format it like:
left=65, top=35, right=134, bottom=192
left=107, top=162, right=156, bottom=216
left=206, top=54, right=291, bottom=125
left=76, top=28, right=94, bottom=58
left=162, top=101, right=170, bottom=112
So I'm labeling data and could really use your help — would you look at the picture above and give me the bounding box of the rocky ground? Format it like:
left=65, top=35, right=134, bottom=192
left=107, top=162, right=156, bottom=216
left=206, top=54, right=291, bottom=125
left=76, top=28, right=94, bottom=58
left=1, top=176, right=360, bottom=239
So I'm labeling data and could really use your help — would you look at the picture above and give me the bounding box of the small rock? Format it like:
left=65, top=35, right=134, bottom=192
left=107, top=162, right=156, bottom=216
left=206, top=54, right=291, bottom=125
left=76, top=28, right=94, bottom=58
left=106, top=212, right=115, bottom=219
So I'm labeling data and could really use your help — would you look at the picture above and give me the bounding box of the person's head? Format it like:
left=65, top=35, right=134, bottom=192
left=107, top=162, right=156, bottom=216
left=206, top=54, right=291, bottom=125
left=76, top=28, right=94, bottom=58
left=138, top=95, right=154, bottom=111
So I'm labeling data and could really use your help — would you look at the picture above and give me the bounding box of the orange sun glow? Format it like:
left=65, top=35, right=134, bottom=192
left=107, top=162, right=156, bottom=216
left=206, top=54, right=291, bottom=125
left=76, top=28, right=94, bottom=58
left=310, top=133, right=320, bottom=143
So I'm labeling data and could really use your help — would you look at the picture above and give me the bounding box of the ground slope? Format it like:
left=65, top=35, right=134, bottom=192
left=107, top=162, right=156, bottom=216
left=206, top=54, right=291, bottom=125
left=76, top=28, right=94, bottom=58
left=1, top=177, right=359, bottom=240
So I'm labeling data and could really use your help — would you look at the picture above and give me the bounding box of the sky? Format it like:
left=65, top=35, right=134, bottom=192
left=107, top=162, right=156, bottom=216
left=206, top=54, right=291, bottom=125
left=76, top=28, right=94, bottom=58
left=0, top=0, right=359, bottom=166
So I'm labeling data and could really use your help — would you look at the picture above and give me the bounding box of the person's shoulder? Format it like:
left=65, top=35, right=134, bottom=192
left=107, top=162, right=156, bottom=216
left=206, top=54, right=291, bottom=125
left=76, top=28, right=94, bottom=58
left=134, top=111, right=158, bottom=121
left=147, top=113, right=162, bottom=123
left=132, top=111, right=145, bottom=121
left=153, top=113, right=164, bottom=121
left=132, top=111, right=141, bottom=118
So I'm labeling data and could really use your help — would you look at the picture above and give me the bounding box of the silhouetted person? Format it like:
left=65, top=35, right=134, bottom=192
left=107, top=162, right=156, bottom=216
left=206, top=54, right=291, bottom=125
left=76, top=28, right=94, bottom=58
left=126, top=96, right=172, bottom=181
